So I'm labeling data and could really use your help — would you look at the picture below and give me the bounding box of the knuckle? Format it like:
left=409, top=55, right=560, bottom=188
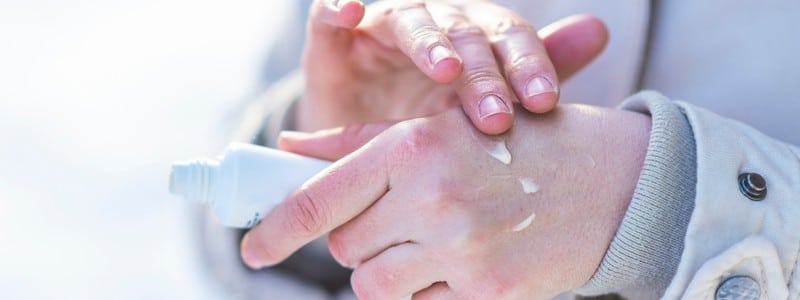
left=444, top=21, right=485, bottom=41
left=462, top=67, right=504, bottom=90
left=428, top=179, right=463, bottom=211
left=387, top=1, right=448, bottom=55
left=441, top=224, right=478, bottom=256
left=505, top=55, right=548, bottom=78
left=391, top=120, right=435, bottom=154
left=286, top=188, right=328, bottom=237
left=434, top=217, right=489, bottom=260
left=408, top=25, right=447, bottom=52
left=493, top=17, right=534, bottom=35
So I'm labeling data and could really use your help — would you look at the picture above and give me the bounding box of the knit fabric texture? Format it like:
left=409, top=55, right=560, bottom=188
left=575, top=91, right=698, bottom=299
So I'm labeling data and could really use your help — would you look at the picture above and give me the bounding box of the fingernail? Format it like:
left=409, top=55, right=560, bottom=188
left=525, top=77, right=557, bottom=99
left=241, top=234, right=265, bottom=269
left=429, top=45, right=454, bottom=66
left=478, top=95, right=511, bottom=119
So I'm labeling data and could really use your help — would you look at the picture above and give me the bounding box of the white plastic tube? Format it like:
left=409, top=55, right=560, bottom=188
left=169, top=143, right=331, bottom=228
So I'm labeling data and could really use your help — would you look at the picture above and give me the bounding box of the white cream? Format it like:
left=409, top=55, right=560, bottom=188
left=518, top=177, right=539, bottom=194
left=511, top=212, right=536, bottom=232
left=471, top=130, right=512, bottom=165
left=487, top=139, right=512, bottom=165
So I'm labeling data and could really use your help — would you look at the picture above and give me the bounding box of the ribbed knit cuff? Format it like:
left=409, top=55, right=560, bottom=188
left=574, top=91, right=697, bottom=299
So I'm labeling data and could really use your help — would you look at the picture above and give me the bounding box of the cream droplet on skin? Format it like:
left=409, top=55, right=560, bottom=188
left=479, top=136, right=511, bottom=164
left=518, top=177, right=539, bottom=194
left=469, top=128, right=511, bottom=165
left=512, top=212, right=536, bottom=232
left=488, top=139, right=511, bottom=165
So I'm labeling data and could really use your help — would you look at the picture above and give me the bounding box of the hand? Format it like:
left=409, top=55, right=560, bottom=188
left=242, top=105, right=651, bottom=299
left=299, top=0, right=609, bottom=134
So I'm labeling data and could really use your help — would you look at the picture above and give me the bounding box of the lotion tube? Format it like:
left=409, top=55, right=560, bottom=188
left=169, top=143, right=331, bottom=228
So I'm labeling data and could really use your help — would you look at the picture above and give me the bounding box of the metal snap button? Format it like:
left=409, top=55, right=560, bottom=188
left=738, top=173, right=767, bottom=201
left=716, top=275, right=760, bottom=300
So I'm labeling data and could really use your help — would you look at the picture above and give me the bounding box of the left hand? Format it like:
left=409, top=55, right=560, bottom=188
left=298, top=0, right=609, bottom=134
left=241, top=105, right=651, bottom=299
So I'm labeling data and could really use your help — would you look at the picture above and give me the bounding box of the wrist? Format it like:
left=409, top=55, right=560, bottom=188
left=575, top=91, right=697, bottom=298
left=505, top=104, right=651, bottom=290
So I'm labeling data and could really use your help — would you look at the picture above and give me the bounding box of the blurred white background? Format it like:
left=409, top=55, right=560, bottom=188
left=0, top=0, right=294, bottom=298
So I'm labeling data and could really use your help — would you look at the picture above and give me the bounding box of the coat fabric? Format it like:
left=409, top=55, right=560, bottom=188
left=665, top=100, right=800, bottom=299
left=593, top=92, right=800, bottom=299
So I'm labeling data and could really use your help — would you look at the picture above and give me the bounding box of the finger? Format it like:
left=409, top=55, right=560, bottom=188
left=307, top=0, right=366, bottom=56
left=368, top=0, right=463, bottom=83
left=350, top=243, right=442, bottom=300
left=436, top=11, right=515, bottom=135
left=413, top=282, right=453, bottom=300
left=466, top=3, right=559, bottom=114
left=327, top=189, right=410, bottom=268
left=277, top=121, right=397, bottom=161
left=241, top=133, right=395, bottom=268
left=540, top=14, right=609, bottom=82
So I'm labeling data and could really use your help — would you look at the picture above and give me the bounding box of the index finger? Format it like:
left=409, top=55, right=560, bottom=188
left=366, top=0, right=463, bottom=83
left=240, top=136, right=393, bottom=268
left=466, top=2, right=559, bottom=113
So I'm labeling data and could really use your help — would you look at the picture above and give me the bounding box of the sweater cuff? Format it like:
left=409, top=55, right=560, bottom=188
left=574, top=91, right=697, bottom=298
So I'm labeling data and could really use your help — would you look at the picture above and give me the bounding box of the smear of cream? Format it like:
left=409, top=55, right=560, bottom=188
left=511, top=212, right=536, bottom=232
left=487, top=139, right=511, bottom=165
left=471, top=130, right=511, bottom=165
left=518, top=177, right=539, bottom=194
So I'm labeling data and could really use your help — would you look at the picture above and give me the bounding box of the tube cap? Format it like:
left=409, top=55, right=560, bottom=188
left=169, top=159, right=219, bottom=203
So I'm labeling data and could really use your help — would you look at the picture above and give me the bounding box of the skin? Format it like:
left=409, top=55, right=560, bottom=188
left=242, top=105, right=652, bottom=299
left=298, top=0, right=609, bottom=134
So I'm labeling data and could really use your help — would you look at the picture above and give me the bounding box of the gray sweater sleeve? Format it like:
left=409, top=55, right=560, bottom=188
left=574, top=91, right=698, bottom=299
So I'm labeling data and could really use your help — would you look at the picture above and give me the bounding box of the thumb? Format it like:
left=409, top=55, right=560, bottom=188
left=277, top=121, right=397, bottom=161
left=541, top=14, right=609, bottom=82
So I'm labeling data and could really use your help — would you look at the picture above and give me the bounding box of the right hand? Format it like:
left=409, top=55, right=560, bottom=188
left=298, top=0, right=609, bottom=134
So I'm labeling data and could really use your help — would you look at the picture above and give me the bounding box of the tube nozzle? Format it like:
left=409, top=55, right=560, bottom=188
left=169, top=159, right=219, bottom=203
